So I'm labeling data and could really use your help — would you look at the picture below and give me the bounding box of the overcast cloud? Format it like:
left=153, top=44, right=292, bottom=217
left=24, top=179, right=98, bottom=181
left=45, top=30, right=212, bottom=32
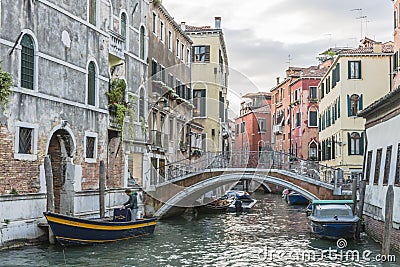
left=162, top=0, right=393, bottom=114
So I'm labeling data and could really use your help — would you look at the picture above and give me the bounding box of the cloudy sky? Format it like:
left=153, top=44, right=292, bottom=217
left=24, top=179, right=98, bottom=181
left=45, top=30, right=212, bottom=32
left=163, top=0, right=393, bottom=113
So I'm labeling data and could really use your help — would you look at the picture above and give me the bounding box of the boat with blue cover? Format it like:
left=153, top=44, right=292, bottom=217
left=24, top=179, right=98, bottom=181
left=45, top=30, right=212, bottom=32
left=308, top=200, right=359, bottom=239
left=43, top=210, right=156, bottom=245
left=286, top=192, right=309, bottom=205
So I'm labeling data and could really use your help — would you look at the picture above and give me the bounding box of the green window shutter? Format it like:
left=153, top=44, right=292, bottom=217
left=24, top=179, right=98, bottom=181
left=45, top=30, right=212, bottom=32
left=358, top=94, right=363, bottom=111
left=348, top=61, right=351, bottom=79
left=347, top=95, right=351, bottom=117
left=191, top=47, right=195, bottom=62
left=360, top=132, right=365, bottom=155
left=88, top=62, right=96, bottom=106
left=337, top=63, right=340, bottom=82
left=348, top=133, right=352, bottom=155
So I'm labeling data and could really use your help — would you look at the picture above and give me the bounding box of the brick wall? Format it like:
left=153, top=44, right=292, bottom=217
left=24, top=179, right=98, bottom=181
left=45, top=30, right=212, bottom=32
left=365, top=215, right=400, bottom=252
left=0, top=126, right=40, bottom=194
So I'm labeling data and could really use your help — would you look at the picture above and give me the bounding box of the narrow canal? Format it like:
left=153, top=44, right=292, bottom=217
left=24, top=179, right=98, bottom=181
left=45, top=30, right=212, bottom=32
left=0, top=193, right=399, bottom=267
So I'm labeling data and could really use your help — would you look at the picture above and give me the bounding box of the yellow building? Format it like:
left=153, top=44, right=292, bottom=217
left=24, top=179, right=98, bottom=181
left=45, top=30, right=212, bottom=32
left=318, top=39, right=393, bottom=181
left=185, top=17, right=229, bottom=154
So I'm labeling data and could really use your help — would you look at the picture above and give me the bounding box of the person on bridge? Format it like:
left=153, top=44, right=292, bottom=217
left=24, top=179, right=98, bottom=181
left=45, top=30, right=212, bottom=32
left=121, top=189, right=138, bottom=221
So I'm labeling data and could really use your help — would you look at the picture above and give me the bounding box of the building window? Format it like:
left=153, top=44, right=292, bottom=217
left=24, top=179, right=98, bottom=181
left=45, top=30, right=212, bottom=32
left=374, top=148, right=383, bottom=184
left=308, top=110, right=318, bottom=127
left=139, top=88, right=145, bottom=119
left=181, top=44, right=185, bottom=62
left=309, top=86, right=317, bottom=100
left=18, top=127, right=33, bottom=154
left=121, top=13, right=127, bottom=38
left=152, top=13, right=157, bottom=34
left=140, top=26, right=145, bottom=60
left=87, top=61, right=96, bottom=106
left=348, top=132, right=362, bottom=155
left=240, top=122, right=246, bottom=133
left=86, top=137, right=95, bottom=158
left=168, top=31, right=172, bottom=50
left=395, top=144, right=400, bottom=185
left=235, top=124, right=239, bottom=135
left=160, top=21, right=165, bottom=42
left=176, top=39, right=180, bottom=58
left=348, top=94, right=363, bottom=116
left=309, top=142, right=318, bottom=161
left=168, top=74, right=174, bottom=88
left=296, top=112, right=300, bottom=127
left=20, top=34, right=35, bottom=90
left=383, top=146, right=392, bottom=185
left=193, top=89, right=206, bottom=117
left=187, top=48, right=190, bottom=64
left=365, top=150, right=373, bottom=183
left=88, top=0, right=97, bottom=25
left=14, top=122, right=38, bottom=161
left=160, top=65, right=166, bottom=83
left=258, top=118, right=266, bottom=132
left=151, top=59, right=157, bottom=78
left=193, top=46, right=210, bottom=63
left=348, top=60, right=361, bottom=79
left=169, top=118, right=174, bottom=137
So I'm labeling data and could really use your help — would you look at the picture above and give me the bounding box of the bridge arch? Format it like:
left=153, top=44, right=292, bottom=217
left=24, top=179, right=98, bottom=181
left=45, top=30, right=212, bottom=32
left=154, top=173, right=319, bottom=218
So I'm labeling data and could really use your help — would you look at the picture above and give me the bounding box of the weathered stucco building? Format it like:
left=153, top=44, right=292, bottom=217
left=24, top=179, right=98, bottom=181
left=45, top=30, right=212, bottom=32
left=0, top=0, right=149, bottom=247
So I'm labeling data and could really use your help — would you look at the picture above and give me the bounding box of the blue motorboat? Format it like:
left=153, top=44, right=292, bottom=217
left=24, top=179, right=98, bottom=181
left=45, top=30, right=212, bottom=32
left=308, top=200, right=359, bottom=239
left=286, top=192, right=309, bottom=205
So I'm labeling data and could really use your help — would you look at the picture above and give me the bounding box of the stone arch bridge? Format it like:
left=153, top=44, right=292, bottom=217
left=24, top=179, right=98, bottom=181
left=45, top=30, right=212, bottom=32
left=146, top=151, right=350, bottom=218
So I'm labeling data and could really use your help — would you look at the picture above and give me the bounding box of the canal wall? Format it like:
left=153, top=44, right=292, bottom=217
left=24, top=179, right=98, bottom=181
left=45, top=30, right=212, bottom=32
left=363, top=185, right=400, bottom=252
left=0, top=189, right=131, bottom=249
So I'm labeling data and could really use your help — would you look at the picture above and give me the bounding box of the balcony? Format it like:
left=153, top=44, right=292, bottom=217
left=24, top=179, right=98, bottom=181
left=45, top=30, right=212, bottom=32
left=109, top=31, right=125, bottom=59
left=273, top=125, right=282, bottom=134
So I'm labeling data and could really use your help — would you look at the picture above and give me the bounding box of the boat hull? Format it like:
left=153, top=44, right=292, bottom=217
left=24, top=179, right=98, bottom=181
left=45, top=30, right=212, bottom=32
left=287, top=194, right=309, bottom=205
left=309, top=220, right=358, bottom=239
left=44, top=212, right=156, bottom=245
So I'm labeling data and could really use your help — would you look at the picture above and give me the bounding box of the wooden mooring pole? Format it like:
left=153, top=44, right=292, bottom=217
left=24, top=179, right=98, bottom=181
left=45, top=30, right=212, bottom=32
left=351, top=178, right=358, bottom=215
left=44, top=156, right=55, bottom=244
left=99, top=160, right=106, bottom=219
left=356, top=180, right=366, bottom=240
left=382, top=185, right=394, bottom=256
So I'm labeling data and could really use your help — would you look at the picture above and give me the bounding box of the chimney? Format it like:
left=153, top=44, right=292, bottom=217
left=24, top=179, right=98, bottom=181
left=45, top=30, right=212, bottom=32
left=276, top=77, right=280, bottom=85
left=373, top=43, right=383, bottom=53
left=180, top=22, right=186, bottom=31
left=215, top=17, right=221, bottom=29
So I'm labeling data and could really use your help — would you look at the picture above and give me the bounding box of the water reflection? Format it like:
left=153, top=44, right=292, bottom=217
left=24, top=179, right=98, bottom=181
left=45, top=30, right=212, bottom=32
left=0, top=193, right=398, bottom=266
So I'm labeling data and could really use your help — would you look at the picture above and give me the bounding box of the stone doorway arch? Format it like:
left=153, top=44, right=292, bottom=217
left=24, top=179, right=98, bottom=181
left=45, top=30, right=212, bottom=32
left=47, top=128, right=75, bottom=214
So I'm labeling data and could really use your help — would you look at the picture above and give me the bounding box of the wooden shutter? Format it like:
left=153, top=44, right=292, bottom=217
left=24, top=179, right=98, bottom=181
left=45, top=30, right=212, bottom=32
left=348, top=133, right=351, bottom=155
left=191, top=47, right=195, bottom=62
left=347, top=95, right=351, bottom=117
left=358, top=94, right=363, bottom=111
left=337, top=63, right=340, bottom=82
left=360, top=132, right=365, bottom=155
left=204, top=45, right=210, bottom=63
left=348, top=61, right=351, bottom=79
left=358, top=61, right=362, bottom=79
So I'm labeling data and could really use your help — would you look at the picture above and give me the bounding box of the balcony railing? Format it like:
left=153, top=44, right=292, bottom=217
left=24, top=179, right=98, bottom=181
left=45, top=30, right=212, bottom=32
left=109, top=31, right=125, bottom=59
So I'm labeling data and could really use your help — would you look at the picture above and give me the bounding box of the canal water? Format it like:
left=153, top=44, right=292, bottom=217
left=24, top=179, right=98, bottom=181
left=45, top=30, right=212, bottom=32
left=0, top=193, right=399, bottom=267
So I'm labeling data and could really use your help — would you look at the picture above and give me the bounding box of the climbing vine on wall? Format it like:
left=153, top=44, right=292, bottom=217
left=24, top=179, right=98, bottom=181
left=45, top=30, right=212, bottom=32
left=0, top=65, right=13, bottom=112
left=106, top=79, right=127, bottom=130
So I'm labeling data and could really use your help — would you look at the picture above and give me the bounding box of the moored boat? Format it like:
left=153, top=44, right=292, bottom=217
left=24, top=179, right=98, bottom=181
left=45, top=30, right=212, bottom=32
left=308, top=200, right=359, bottom=239
left=43, top=210, right=156, bottom=245
left=286, top=192, right=309, bottom=205
left=226, top=191, right=257, bottom=212
left=198, top=198, right=233, bottom=213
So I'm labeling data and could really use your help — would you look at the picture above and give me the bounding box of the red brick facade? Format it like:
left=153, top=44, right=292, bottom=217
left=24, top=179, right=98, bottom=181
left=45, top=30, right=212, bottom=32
left=365, top=215, right=400, bottom=252
left=0, top=126, right=40, bottom=194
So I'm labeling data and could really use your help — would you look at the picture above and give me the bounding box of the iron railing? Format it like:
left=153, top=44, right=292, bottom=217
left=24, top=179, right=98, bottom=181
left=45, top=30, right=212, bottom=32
left=150, top=150, right=345, bottom=190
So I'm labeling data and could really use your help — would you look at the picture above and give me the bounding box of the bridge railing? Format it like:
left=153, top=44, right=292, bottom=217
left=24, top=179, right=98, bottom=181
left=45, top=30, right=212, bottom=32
left=156, top=150, right=344, bottom=189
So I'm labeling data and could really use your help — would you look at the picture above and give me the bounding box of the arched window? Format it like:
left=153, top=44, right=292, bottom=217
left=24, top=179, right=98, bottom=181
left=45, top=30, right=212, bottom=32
left=139, top=88, right=145, bottom=119
left=87, top=61, right=96, bottom=106
left=20, top=34, right=35, bottom=90
left=309, top=142, right=318, bottom=161
left=350, top=132, right=361, bottom=155
left=121, top=12, right=127, bottom=49
left=140, top=26, right=145, bottom=60
left=350, top=94, right=359, bottom=116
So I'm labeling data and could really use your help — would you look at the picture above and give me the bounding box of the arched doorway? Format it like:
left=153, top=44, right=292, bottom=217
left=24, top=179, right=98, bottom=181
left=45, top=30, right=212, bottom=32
left=48, top=129, right=74, bottom=214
